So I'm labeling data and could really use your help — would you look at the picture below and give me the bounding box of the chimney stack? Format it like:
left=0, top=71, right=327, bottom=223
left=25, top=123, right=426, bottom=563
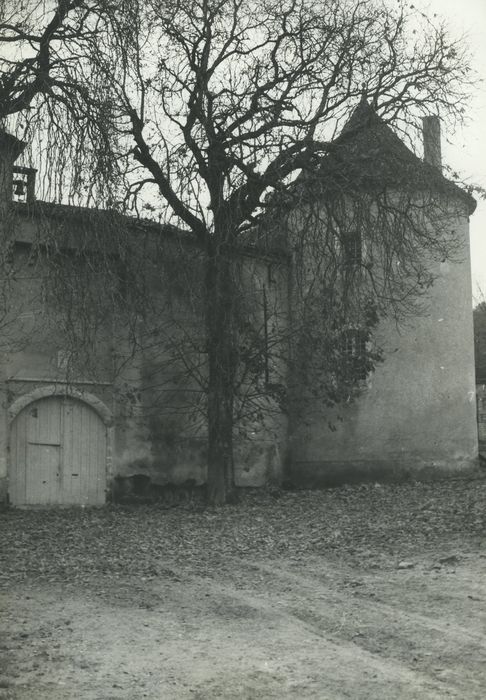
left=422, top=115, right=442, bottom=170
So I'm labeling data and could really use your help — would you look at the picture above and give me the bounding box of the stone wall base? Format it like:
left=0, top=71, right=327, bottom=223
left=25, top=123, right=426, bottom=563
left=287, top=458, right=482, bottom=489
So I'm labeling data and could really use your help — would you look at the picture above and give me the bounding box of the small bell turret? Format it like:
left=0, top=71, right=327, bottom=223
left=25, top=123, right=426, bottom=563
left=13, top=178, right=26, bottom=198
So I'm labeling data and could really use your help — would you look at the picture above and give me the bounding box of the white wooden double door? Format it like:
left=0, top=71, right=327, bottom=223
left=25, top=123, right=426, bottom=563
left=10, top=396, right=107, bottom=506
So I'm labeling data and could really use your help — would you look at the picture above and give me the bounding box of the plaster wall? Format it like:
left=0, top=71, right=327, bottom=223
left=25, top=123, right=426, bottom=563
left=110, top=251, right=289, bottom=489
left=289, top=212, right=479, bottom=485
left=2, top=193, right=476, bottom=501
left=0, top=217, right=288, bottom=503
left=0, top=270, right=115, bottom=502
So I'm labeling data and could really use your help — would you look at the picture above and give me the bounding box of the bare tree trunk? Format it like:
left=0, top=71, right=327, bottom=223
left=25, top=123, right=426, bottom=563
left=205, top=242, right=237, bottom=505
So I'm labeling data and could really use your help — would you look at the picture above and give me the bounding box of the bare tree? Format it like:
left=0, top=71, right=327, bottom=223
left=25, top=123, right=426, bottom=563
left=3, top=0, right=477, bottom=503
left=0, top=0, right=87, bottom=118
left=0, top=0, right=124, bottom=207
left=0, top=1, right=120, bottom=362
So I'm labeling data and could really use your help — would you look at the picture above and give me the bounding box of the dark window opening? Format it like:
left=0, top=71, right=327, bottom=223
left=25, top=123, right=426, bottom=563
left=341, top=329, right=367, bottom=381
left=343, top=230, right=362, bottom=267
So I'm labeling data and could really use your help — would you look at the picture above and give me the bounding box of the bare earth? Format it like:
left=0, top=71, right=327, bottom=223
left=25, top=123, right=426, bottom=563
left=0, top=478, right=485, bottom=699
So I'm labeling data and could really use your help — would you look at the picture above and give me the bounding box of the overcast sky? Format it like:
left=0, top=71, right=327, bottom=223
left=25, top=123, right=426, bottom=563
left=411, top=0, right=486, bottom=302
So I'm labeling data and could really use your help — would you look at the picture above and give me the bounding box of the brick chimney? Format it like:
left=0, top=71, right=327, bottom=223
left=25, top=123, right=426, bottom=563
left=422, top=115, right=442, bottom=170
left=0, top=130, right=26, bottom=210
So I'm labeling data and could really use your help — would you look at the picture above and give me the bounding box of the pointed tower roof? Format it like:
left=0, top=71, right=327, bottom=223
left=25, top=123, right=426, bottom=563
left=340, top=96, right=385, bottom=134
left=336, top=97, right=424, bottom=169
left=307, top=99, right=475, bottom=214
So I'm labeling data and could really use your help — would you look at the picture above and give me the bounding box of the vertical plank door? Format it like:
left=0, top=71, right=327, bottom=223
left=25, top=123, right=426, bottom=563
left=61, top=398, right=107, bottom=505
left=10, top=396, right=107, bottom=506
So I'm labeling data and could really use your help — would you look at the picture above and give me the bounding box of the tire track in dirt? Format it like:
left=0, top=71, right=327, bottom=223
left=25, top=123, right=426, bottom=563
left=1, top=549, right=485, bottom=699
left=0, top=571, right=467, bottom=700
left=232, top=556, right=486, bottom=645
left=110, top=551, right=486, bottom=699
left=193, top=554, right=486, bottom=698
left=146, top=573, right=454, bottom=700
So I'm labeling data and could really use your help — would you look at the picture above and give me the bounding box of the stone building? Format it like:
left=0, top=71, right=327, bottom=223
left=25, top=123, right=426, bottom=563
left=0, top=101, right=479, bottom=505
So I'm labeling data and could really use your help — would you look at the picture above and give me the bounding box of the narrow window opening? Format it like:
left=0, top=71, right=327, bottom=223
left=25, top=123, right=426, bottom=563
left=341, top=329, right=367, bottom=381
left=343, top=230, right=362, bottom=268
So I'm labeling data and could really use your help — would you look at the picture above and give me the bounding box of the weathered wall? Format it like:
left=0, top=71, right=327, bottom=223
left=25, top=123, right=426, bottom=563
left=1, top=189, right=478, bottom=503
left=476, top=384, right=486, bottom=455
left=0, top=238, right=116, bottom=502
left=288, top=211, right=479, bottom=486
left=110, top=246, right=289, bottom=490
left=0, top=217, right=286, bottom=498
left=233, top=255, right=289, bottom=486
left=0, top=210, right=288, bottom=503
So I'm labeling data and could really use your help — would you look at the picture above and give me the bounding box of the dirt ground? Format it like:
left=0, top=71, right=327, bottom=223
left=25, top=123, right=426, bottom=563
left=1, top=478, right=485, bottom=699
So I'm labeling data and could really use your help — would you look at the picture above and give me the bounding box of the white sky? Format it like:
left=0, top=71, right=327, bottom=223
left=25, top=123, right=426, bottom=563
left=412, top=0, right=486, bottom=302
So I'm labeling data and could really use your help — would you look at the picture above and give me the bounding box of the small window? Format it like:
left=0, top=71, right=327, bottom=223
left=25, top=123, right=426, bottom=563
left=341, top=329, right=367, bottom=381
left=343, top=230, right=362, bottom=267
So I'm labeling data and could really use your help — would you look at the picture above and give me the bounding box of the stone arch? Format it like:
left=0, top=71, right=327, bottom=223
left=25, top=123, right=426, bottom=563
left=8, top=386, right=114, bottom=505
left=8, top=385, right=113, bottom=426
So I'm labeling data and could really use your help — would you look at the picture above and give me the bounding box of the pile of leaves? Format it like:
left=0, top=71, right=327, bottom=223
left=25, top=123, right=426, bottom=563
left=0, top=477, right=484, bottom=587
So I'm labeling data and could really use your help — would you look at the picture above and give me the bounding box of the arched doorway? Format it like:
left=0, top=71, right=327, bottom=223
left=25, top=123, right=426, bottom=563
left=9, top=394, right=108, bottom=505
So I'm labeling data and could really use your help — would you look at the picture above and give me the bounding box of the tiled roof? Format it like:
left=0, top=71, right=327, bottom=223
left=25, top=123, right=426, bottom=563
left=307, top=99, right=476, bottom=214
